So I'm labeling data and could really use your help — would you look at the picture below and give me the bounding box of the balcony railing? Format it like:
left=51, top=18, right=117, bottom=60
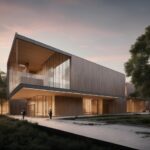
left=9, top=70, right=44, bottom=93
left=19, top=72, right=44, bottom=86
left=9, top=70, right=70, bottom=94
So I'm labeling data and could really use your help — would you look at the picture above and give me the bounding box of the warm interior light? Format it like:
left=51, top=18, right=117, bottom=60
left=18, top=64, right=27, bottom=72
left=19, top=64, right=26, bottom=68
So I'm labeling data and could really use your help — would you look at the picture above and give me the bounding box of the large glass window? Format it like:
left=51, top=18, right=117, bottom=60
left=42, top=53, right=70, bottom=89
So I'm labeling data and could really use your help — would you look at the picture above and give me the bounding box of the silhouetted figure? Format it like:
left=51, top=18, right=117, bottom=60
left=48, top=109, right=52, bottom=119
left=21, top=109, right=26, bottom=120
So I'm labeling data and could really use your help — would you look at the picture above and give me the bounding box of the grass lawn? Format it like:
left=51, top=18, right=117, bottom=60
left=0, top=115, right=121, bottom=150
left=73, top=114, right=150, bottom=127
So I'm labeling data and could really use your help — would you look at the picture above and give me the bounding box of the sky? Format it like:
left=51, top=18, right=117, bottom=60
left=0, top=0, right=150, bottom=78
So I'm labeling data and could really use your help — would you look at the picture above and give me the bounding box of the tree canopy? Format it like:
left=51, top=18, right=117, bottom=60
left=125, top=26, right=150, bottom=98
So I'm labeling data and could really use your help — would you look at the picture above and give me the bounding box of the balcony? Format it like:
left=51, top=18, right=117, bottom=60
left=19, top=72, right=44, bottom=86
left=9, top=69, right=70, bottom=94
left=9, top=70, right=45, bottom=93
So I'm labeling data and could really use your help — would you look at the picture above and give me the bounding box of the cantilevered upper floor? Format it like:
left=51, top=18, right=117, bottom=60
left=7, top=33, right=125, bottom=99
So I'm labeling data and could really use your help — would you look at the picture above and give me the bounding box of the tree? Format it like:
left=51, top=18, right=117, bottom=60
left=125, top=26, right=150, bottom=99
left=0, top=70, right=7, bottom=115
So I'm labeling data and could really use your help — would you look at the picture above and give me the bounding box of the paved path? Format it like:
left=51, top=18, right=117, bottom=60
left=10, top=116, right=150, bottom=150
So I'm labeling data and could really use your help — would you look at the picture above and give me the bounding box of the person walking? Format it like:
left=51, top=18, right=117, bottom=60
left=21, top=109, right=26, bottom=120
left=48, top=108, right=52, bottom=119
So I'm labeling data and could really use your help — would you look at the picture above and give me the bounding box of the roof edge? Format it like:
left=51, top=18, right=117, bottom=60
left=7, top=32, right=18, bottom=67
left=16, top=33, right=72, bottom=57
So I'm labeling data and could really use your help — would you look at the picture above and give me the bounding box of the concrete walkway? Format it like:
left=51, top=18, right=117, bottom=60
left=9, top=115, right=150, bottom=150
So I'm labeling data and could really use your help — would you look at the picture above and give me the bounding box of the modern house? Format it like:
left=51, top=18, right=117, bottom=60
left=8, top=33, right=126, bottom=117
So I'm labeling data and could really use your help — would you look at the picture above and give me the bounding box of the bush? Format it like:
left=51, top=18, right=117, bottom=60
left=0, top=116, right=111, bottom=150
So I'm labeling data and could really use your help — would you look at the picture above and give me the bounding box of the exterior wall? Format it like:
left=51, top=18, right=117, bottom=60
left=127, top=99, right=146, bottom=113
left=103, top=100, right=115, bottom=114
left=91, top=99, right=99, bottom=114
left=125, top=83, right=148, bottom=113
left=9, top=99, right=27, bottom=115
left=55, top=96, right=83, bottom=116
left=112, top=98, right=126, bottom=113
left=9, top=96, right=54, bottom=117
left=83, top=98, right=103, bottom=115
left=83, top=97, right=126, bottom=115
left=0, top=100, right=9, bottom=115
left=10, top=96, right=83, bottom=117
left=71, top=56, right=125, bottom=97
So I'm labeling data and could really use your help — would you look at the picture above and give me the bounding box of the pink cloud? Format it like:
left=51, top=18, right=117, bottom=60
left=0, top=0, right=121, bottom=39
left=0, top=0, right=130, bottom=74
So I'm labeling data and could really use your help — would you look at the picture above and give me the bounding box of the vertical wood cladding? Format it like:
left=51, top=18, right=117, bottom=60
left=127, top=99, right=146, bottom=112
left=71, top=56, right=125, bottom=97
left=55, top=96, right=83, bottom=116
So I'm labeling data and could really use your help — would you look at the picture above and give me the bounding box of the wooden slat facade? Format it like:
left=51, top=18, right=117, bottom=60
left=55, top=96, right=83, bottom=116
left=71, top=56, right=125, bottom=97
left=127, top=99, right=146, bottom=112
left=0, top=99, right=9, bottom=115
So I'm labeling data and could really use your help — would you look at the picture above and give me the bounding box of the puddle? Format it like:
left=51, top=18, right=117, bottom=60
left=135, top=131, right=150, bottom=138
left=73, top=121, right=107, bottom=126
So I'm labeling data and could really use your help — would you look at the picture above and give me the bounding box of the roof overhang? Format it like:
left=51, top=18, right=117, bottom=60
left=7, top=33, right=72, bottom=72
left=10, top=84, right=119, bottom=100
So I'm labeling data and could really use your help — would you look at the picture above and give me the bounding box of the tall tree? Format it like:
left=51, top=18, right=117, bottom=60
left=0, top=70, right=7, bottom=115
left=125, top=26, right=150, bottom=98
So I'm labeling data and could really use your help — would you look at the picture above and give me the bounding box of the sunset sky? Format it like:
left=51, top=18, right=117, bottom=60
left=0, top=0, right=150, bottom=78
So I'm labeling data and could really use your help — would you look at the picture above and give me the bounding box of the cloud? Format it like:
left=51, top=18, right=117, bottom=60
left=0, top=0, right=150, bottom=74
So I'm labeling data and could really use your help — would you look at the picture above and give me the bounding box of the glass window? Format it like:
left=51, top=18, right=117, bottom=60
left=42, top=53, right=70, bottom=89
